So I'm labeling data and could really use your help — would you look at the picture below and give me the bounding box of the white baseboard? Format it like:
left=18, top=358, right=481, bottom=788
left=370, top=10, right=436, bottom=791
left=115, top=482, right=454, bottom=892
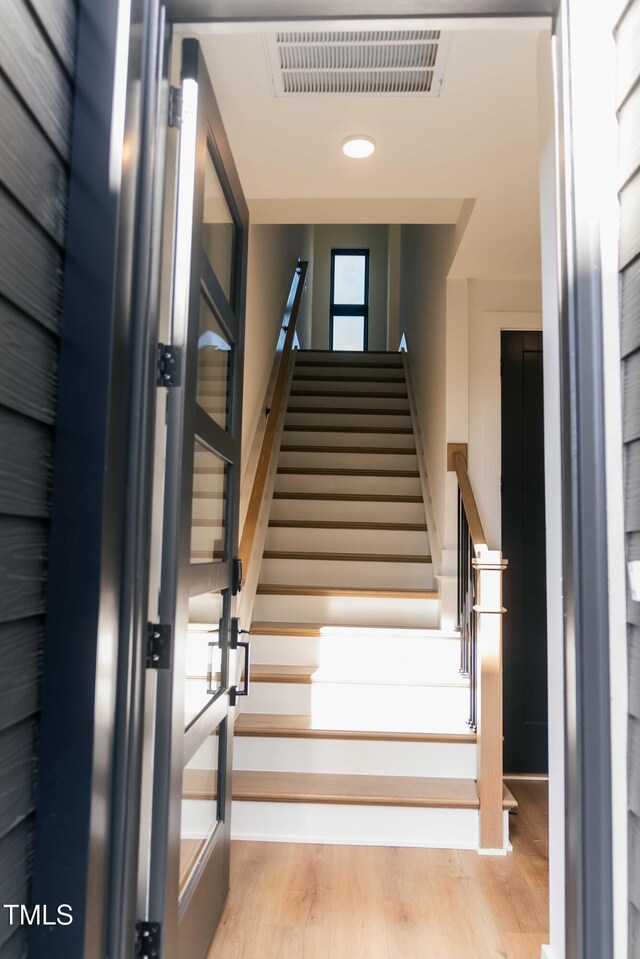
left=477, top=843, right=512, bottom=856
left=540, top=946, right=555, bottom=959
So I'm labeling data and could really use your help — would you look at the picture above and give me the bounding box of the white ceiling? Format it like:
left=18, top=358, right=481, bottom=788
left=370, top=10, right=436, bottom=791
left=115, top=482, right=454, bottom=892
left=196, top=26, right=545, bottom=280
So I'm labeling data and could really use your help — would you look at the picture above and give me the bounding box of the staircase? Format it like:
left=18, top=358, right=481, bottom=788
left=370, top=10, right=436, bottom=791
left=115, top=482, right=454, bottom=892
left=231, top=350, right=515, bottom=848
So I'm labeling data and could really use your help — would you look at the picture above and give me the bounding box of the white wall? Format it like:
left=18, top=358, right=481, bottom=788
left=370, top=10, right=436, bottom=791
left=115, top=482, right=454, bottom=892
left=311, top=225, right=389, bottom=350
left=241, top=224, right=312, bottom=525
left=398, top=224, right=461, bottom=556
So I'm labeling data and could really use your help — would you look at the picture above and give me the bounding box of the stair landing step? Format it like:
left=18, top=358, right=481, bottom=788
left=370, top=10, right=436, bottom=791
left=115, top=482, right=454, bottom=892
left=187, top=770, right=515, bottom=810
left=283, top=425, right=414, bottom=435
left=262, top=551, right=432, bottom=564
left=256, top=584, right=438, bottom=599
left=278, top=467, right=419, bottom=478
left=268, top=520, right=428, bottom=532
left=273, top=492, right=422, bottom=503
left=235, top=713, right=474, bottom=743
left=293, top=374, right=405, bottom=384
left=249, top=665, right=468, bottom=688
left=280, top=445, right=416, bottom=455
left=250, top=622, right=458, bottom=638
left=288, top=407, right=409, bottom=416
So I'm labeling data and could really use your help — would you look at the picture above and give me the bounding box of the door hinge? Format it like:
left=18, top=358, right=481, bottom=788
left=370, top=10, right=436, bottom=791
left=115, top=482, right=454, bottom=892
left=232, top=558, right=243, bottom=595
left=156, top=343, right=181, bottom=387
left=168, top=85, right=182, bottom=128
left=136, top=920, right=161, bottom=958
left=146, top=623, right=172, bottom=670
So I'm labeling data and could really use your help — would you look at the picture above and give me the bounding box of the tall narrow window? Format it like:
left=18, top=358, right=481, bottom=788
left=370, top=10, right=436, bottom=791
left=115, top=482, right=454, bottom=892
left=330, top=249, right=369, bottom=351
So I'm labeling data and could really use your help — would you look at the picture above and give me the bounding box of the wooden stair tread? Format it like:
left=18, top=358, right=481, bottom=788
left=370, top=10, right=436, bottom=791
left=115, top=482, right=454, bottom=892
left=277, top=467, right=419, bottom=478
left=235, top=713, right=476, bottom=744
left=295, top=360, right=403, bottom=369
left=268, top=520, right=428, bottom=531
left=184, top=768, right=516, bottom=811
left=293, top=374, right=405, bottom=383
left=262, top=551, right=432, bottom=564
left=290, top=390, right=408, bottom=399
left=280, top=445, right=416, bottom=455
left=283, top=425, right=414, bottom=434
left=288, top=407, right=409, bottom=416
left=249, top=622, right=459, bottom=638
left=249, top=665, right=468, bottom=688
left=272, top=492, right=423, bottom=503
left=232, top=771, right=486, bottom=808
left=256, top=584, right=438, bottom=599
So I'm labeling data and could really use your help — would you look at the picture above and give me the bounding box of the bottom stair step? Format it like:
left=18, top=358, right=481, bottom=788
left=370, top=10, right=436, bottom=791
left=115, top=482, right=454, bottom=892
left=233, top=771, right=478, bottom=807
left=182, top=774, right=516, bottom=850
left=183, top=768, right=516, bottom=810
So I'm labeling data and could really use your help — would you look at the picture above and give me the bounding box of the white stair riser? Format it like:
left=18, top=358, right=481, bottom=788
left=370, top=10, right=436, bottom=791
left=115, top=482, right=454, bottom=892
left=278, top=449, right=418, bottom=471
left=249, top=633, right=462, bottom=680
left=270, top=497, right=426, bottom=524
left=275, top=473, right=420, bottom=496
left=265, top=525, right=429, bottom=555
left=288, top=394, right=409, bottom=411
left=242, top=683, right=470, bottom=733
left=260, top=557, right=433, bottom=590
left=230, top=801, right=481, bottom=849
left=292, top=381, right=406, bottom=396
left=292, top=367, right=404, bottom=381
left=285, top=412, right=413, bottom=429
left=283, top=429, right=415, bottom=449
left=253, top=593, right=439, bottom=628
left=296, top=352, right=403, bottom=367
left=233, top=736, right=477, bottom=779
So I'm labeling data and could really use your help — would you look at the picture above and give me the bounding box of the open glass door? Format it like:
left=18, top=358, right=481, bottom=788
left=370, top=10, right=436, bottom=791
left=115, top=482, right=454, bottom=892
left=147, top=38, right=248, bottom=959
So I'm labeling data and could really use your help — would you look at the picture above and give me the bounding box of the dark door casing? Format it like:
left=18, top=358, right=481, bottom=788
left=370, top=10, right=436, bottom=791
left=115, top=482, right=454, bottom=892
left=501, top=330, right=548, bottom=774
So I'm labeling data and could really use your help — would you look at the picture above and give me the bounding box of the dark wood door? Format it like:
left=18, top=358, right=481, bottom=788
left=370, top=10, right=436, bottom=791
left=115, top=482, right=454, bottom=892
left=501, top=330, right=548, bottom=774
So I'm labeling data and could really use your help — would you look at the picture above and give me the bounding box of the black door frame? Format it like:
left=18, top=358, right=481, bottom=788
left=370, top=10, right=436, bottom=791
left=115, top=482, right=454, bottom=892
left=501, top=330, right=549, bottom=776
left=31, top=2, right=615, bottom=959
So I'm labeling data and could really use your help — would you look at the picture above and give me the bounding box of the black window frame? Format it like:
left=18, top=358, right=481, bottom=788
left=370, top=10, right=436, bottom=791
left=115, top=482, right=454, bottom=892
left=329, top=248, right=369, bottom=351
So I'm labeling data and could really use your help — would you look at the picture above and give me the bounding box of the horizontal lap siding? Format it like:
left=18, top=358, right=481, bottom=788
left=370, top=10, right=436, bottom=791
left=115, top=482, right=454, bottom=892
left=617, top=2, right=640, bottom=955
left=0, top=0, right=76, bottom=954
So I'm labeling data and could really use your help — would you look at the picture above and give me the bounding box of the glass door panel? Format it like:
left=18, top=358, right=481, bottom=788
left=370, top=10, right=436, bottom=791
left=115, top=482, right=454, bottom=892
left=184, top=590, right=224, bottom=726
left=191, top=441, right=227, bottom=563
left=203, top=151, right=235, bottom=302
left=333, top=253, right=366, bottom=303
left=196, top=295, right=231, bottom=429
left=332, top=315, right=366, bottom=351
left=180, top=719, right=224, bottom=894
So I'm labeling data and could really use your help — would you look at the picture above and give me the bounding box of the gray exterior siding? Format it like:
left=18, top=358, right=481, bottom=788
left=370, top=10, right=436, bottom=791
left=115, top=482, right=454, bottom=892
left=617, top=1, right=640, bottom=955
left=0, top=1, right=77, bottom=956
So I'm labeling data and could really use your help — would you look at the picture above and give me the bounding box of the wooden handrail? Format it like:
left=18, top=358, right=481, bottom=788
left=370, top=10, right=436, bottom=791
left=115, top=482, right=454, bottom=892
left=448, top=442, right=506, bottom=850
left=238, top=261, right=308, bottom=581
left=450, top=448, right=487, bottom=550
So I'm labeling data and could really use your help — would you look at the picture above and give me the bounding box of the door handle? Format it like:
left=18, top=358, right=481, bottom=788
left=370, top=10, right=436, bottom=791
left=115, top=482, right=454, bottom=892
left=236, top=640, right=250, bottom=698
left=230, top=617, right=250, bottom=703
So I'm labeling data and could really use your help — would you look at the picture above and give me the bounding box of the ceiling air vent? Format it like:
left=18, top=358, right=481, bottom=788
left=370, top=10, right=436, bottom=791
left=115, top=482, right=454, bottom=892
left=266, top=30, right=450, bottom=98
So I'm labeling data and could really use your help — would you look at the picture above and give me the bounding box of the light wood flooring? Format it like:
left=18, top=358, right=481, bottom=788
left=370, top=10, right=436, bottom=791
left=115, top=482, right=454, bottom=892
left=206, top=779, right=548, bottom=959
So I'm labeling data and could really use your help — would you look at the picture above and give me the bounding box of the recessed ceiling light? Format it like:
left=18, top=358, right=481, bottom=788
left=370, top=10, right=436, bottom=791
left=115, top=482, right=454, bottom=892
left=342, top=136, right=376, bottom=159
